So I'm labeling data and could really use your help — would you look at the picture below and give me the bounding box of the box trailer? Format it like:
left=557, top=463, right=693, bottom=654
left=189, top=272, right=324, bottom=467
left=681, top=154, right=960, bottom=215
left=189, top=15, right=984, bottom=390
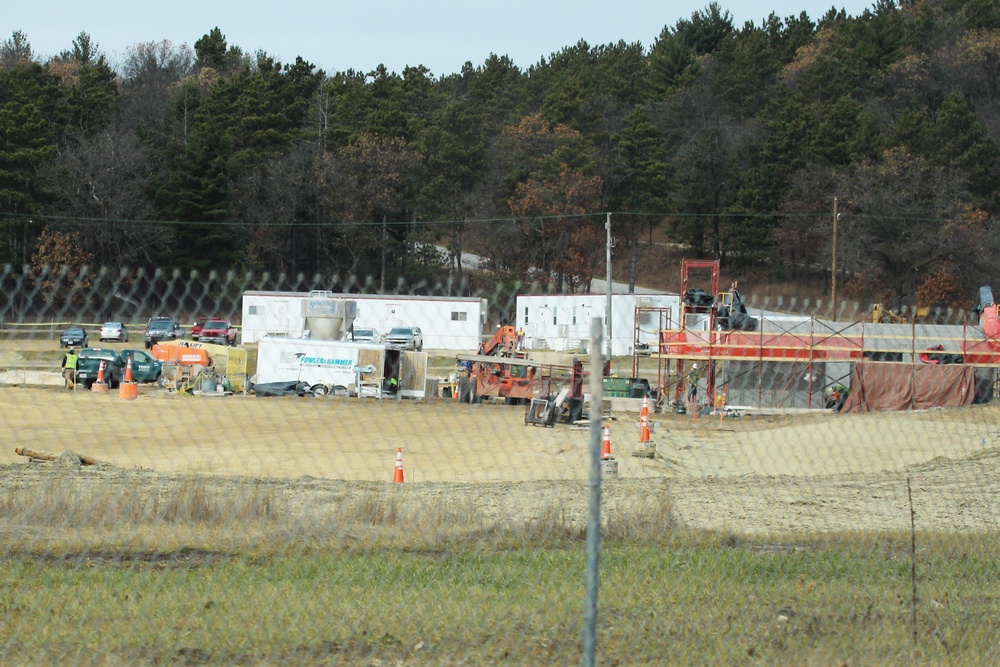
left=241, top=290, right=486, bottom=349
left=255, top=337, right=427, bottom=399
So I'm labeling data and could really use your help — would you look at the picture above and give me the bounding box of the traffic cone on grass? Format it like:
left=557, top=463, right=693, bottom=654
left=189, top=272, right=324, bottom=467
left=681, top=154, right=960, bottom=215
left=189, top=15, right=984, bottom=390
left=393, top=447, right=404, bottom=483
left=602, top=425, right=613, bottom=460
left=124, top=357, right=133, bottom=383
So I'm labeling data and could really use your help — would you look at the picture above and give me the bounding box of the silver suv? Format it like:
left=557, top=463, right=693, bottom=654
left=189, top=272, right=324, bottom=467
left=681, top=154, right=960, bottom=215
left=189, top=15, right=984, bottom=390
left=386, top=326, right=423, bottom=351
left=144, top=316, right=182, bottom=349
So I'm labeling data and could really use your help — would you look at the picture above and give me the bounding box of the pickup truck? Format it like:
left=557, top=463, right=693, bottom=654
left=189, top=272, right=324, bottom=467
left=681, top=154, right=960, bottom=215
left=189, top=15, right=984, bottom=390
left=197, top=319, right=238, bottom=346
left=75, top=348, right=163, bottom=389
left=386, top=326, right=423, bottom=351
left=144, top=317, right=183, bottom=349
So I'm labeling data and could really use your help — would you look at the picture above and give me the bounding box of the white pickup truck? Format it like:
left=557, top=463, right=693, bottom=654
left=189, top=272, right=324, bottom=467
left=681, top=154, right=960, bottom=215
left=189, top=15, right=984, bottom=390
left=386, top=326, right=423, bottom=351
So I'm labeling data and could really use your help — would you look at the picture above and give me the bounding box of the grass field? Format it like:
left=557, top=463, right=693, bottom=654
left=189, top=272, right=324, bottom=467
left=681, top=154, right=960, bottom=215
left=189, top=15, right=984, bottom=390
left=4, top=334, right=1000, bottom=664
left=2, top=472, right=999, bottom=666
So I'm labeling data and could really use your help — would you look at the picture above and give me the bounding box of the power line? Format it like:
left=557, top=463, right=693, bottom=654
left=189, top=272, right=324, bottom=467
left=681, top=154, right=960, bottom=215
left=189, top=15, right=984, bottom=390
left=1, top=209, right=966, bottom=229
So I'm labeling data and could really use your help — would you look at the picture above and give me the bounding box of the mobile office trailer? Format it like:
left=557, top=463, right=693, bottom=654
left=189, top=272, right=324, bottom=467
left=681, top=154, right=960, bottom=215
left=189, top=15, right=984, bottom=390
left=255, top=336, right=427, bottom=399
left=515, top=292, right=680, bottom=357
left=241, top=290, right=486, bottom=350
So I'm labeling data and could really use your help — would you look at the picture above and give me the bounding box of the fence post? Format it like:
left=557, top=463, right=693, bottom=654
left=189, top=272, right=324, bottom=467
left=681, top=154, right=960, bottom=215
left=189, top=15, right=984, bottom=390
left=583, top=316, right=605, bottom=667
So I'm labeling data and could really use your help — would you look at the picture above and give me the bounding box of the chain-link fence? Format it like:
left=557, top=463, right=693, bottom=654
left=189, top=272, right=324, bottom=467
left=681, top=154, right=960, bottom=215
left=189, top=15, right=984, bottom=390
left=1, top=265, right=999, bottom=665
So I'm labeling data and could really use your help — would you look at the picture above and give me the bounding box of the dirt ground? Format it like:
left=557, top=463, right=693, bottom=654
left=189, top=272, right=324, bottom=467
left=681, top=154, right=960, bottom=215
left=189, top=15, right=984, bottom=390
left=3, top=336, right=1000, bottom=535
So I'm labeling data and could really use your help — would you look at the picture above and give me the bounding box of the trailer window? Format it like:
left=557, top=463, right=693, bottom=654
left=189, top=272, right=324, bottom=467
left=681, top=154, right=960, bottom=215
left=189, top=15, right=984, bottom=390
left=523, top=307, right=528, bottom=325
left=451, top=311, right=467, bottom=321
left=248, top=306, right=259, bottom=315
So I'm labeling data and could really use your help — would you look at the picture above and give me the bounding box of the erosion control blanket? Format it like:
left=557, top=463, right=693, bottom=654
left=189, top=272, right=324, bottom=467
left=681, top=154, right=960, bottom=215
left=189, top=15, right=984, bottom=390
left=841, top=362, right=975, bottom=413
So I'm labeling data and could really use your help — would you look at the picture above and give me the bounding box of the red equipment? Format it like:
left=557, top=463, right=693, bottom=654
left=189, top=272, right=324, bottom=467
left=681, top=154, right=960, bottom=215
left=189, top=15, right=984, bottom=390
left=465, top=325, right=535, bottom=403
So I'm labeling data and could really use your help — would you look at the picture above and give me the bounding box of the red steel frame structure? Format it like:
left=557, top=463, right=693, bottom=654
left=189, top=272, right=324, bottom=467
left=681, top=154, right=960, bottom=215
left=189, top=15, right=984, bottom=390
left=652, top=260, right=1000, bottom=409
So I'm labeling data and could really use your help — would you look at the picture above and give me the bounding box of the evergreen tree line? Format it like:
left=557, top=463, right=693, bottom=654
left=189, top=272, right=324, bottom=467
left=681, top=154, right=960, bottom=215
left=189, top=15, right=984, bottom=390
left=2, top=0, right=1000, bottom=308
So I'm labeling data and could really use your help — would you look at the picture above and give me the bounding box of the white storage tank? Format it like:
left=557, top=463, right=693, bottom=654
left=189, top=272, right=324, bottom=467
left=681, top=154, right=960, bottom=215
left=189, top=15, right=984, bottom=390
left=302, top=291, right=357, bottom=341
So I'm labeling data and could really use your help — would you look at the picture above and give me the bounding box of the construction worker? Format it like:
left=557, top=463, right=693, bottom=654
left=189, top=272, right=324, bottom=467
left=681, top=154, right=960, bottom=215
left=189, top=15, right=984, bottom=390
left=516, top=327, right=525, bottom=350
left=686, top=363, right=699, bottom=407
left=61, top=346, right=78, bottom=390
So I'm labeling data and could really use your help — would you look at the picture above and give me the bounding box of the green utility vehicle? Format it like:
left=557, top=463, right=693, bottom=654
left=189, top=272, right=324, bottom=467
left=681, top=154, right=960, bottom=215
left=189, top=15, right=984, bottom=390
left=74, top=348, right=164, bottom=389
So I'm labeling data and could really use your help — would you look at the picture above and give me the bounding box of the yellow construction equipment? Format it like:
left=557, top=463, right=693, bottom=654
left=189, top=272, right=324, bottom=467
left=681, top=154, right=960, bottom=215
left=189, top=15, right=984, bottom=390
left=870, top=304, right=906, bottom=323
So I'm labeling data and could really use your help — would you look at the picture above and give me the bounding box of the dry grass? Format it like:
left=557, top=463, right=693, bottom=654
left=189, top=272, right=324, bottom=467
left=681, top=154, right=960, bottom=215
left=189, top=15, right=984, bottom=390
left=0, top=473, right=676, bottom=552
left=2, top=472, right=999, bottom=665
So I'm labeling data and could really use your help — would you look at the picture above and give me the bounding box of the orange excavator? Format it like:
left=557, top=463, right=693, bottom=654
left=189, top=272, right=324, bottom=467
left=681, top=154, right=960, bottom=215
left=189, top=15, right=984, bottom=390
left=458, top=325, right=535, bottom=404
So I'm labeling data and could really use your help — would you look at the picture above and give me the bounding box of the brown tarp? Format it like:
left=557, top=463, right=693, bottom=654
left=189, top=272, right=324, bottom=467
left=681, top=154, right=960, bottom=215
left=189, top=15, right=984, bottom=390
left=841, top=362, right=975, bottom=413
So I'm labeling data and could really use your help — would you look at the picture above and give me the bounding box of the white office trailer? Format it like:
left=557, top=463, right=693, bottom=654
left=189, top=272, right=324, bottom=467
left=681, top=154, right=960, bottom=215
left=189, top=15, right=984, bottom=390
left=515, top=292, right=680, bottom=357
left=241, top=291, right=487, bottom=350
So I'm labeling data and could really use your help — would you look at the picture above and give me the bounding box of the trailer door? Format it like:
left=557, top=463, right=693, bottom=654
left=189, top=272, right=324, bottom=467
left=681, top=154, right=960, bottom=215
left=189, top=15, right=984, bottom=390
left=386, top=303, right=402, bottom=329
left=357, top=347, right=385, bottom=397
left=266, top=300, right=289, bottom=335
left=399, top=351, right=427, bottom=399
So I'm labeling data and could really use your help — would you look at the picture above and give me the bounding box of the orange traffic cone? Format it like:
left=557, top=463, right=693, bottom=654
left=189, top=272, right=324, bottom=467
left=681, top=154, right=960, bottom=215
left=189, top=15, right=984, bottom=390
left=393, top=447, right=404, bottom=483
left=92, top=360, right=109, bottom=392
left=639, top=395, right=650, bottom=443
left=124, top=357, right=133, bottom=383
left=602, top=425, right=613, bottom=460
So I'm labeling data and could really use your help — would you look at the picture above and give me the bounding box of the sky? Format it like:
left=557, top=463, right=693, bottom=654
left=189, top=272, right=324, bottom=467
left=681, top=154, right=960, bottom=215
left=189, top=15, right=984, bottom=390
left=8, top=0, right=877, bottom=77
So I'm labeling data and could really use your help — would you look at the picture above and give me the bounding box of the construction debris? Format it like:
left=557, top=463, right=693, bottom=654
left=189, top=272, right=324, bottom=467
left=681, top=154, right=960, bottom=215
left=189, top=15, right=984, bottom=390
left=15, top=446, right=98, bottom=466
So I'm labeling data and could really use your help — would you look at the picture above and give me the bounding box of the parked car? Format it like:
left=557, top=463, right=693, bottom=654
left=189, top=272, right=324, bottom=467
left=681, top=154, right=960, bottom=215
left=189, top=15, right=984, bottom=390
left=75, top=347, right=164, bottom=389
left=59, top=326, right=89, bottom=348
left=197, top=319, right=238, bottom=346
left=119, top=348, right=164, bottom=385
left=99, top=321, right=129, bottom=342
left=386, top=326, right=423, bottom=351
left=352, top=326, right=381, bottom=344
left=75, top=348, right=123, bottom=388
left=190, top=316, right=211, bottom=339
left=144, top=317, right=182, bottom=349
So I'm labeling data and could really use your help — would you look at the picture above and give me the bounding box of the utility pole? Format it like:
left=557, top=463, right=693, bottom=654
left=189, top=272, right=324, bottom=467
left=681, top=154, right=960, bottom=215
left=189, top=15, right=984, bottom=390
left=606, top=213, right=613, bottom=360
left=831, top=197, right=838, bottom=319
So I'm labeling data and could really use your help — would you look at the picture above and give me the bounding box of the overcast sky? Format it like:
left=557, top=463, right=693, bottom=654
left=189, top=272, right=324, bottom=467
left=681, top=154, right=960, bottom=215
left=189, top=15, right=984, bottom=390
left=9, top=0, right=877, bottom=77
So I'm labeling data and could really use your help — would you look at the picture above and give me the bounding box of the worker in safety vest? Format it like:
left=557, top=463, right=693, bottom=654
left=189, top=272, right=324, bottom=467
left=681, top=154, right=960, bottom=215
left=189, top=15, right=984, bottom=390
left=686, top=363, right=699, bottom=406
left=61, top=347, right=78, bottom=390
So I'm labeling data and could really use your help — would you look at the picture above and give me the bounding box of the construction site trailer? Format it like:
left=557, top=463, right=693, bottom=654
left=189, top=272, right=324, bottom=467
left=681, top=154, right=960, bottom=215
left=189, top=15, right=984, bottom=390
left=241, top=291, right=487, bottom=349
left=255, top=336, right=427, bottom=399
left=515, top=292, right=679, bottom=357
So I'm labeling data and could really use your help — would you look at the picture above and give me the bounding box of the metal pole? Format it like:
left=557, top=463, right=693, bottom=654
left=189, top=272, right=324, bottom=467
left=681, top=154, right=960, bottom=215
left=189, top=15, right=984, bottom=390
left=606, top=213, right=613, bottom=360
left=583, top=316, right=604, bottom=667
left=832, top=197, right=838, bottom=319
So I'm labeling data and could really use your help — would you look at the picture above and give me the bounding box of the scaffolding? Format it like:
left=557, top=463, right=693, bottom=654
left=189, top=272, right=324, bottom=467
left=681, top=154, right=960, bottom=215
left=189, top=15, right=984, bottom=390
left=654, top=315, right=1000, bottom=410
left=632, top=305, right=672, bottom=380
left=651, top=259, right=1000, bottom=410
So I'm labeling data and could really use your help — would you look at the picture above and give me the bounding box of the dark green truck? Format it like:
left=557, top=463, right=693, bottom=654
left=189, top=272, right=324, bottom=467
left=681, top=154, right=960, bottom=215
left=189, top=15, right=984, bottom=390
left=74, top=348, right=164, bottom=389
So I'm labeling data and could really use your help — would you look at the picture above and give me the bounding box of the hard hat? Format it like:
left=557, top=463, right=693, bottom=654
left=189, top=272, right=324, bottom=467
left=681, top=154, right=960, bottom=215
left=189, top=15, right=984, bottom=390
left=692, top=363, right=698, bottom=369
left=68, top=347, right=75, bottom=352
